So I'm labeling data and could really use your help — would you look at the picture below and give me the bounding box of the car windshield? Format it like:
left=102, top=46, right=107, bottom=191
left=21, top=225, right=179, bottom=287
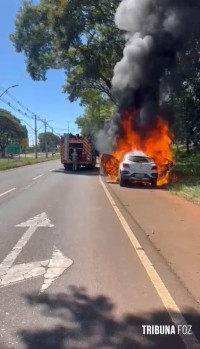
left=127, top=156, right=151, bottom=163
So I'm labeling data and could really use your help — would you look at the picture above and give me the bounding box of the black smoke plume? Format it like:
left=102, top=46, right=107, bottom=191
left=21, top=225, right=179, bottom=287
left=96, top=0, right=200, bottom=153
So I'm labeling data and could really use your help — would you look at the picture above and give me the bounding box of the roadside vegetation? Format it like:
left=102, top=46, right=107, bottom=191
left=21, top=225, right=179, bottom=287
left=0, top=109, right=28, bottom=157
left=0, top=154, right=60, bottom=171
left=168, top=146, right=200, bottom=204
left=0, top=108, right=60, bottom=171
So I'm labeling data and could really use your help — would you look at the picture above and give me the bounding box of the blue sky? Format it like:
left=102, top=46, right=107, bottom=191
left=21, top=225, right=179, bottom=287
left=0, top=0, right=84, bottom=145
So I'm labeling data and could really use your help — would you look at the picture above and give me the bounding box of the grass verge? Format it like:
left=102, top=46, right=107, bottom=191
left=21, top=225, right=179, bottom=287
left=168, top=148, right=200, bottom=205
left=0, top=154, right=60, bottom=171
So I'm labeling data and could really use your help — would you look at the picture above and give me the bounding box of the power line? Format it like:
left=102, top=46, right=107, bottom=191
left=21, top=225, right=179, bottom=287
left=0, top=88, right=67, bottom=157
left=0, top=97, right=35, bottom=120
left=0, top=96, right=58, bottom=135
left=0, top=87, right=50, bottom=136
left=0, top=86, right=76, bottom=136
left=0, top=85, right=43, bottom=122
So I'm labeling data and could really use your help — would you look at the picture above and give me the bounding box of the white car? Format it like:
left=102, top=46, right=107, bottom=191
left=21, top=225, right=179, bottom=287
left=119, top=151, right=158, bottom=187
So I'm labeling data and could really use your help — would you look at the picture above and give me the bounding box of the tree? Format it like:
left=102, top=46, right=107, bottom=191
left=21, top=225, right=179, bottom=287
left=76, top=96, right=116, bottom=139
left=10, top=0, right=123, bottom=105
left=162, top=36, right=200, bottom=151
left=0, top=109, right=28, bottom=157
left=38, top=132, right=60, bottom=152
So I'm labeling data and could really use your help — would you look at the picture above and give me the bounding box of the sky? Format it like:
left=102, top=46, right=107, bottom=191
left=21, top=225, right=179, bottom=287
left=0, top=0, right=84, bottom=145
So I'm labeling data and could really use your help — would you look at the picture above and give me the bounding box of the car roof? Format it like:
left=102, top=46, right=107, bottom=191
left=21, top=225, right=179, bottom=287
left=125, top=150, right=149, bottom=157
left=124, top=151, right=155, bottom=162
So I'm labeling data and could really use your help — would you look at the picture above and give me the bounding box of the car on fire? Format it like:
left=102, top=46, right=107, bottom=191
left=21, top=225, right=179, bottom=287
left=118, top=151, right=158, bottom=187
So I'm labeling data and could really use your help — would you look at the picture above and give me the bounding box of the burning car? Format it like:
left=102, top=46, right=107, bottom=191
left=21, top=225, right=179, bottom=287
left=118, top=151, right=158, bottom=187
left=100, top=149, right=174, bottom=187
left=100, top=153, right=120, bottom=177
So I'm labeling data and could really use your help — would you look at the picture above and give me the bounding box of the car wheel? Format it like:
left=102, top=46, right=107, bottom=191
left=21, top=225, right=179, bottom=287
left=151, top=179, right=157, bottom=188
left=119, top=174, right=126, bottom=187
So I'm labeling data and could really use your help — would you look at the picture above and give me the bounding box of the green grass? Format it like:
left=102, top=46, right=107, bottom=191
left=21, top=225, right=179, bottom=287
left=0, top=154, right=60, bottom=171
left=168, top=147, right=200, bottom=204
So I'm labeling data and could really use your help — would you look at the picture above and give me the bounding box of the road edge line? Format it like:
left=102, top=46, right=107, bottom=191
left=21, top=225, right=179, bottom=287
left=99, top=176, right=200, bottom=349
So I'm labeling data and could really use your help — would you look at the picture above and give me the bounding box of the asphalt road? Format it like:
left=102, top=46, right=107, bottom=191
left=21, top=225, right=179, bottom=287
left=0, top=160, right=200, bottom=349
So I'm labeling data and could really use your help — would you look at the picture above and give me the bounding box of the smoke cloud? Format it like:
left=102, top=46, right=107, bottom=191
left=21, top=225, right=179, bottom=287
left=112, top=0, right=187, bottom=93
left=96, top=0, right=200, bottom=153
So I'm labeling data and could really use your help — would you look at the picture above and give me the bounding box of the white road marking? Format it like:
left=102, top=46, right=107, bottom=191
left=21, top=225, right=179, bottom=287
left=0, top=213, right=73, bottom=292
left=0, top=188, right=16, bottom=197
left=32, top=174, right=44, bottom=180
left=0, top=246, right=73, bottom=293
left=40, top=247, right=73, bottom=293
left=0, top=213, right=54, bottom=275
left=49, top=169, right=55, bottom=172
left=23, top=183, right=35, bottom=190
left=99, top=176, right=200, bottom=349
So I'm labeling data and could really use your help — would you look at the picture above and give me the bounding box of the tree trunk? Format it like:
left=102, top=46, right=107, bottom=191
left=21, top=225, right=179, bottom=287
left=0, top=146, right=6, bottom=158
left=186, top=138, right=190, bottom=153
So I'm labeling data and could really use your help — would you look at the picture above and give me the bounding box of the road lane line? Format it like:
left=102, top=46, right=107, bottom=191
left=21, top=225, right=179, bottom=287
left=99, top=176, right=200, bottom=349
left=32, top=174, right=44, bottom=181
left=23, top=183, right=35, bottom=190
left=49, top=169, right=55, bottom=172
left=0, top=188, right=16, bottom=197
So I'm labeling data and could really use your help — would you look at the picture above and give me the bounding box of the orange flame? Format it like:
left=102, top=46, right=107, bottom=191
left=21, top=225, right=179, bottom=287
left=105, top=110, right=174, bottom=186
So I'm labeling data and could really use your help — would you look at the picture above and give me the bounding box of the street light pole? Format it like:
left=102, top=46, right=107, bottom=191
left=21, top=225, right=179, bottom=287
left=0, top=85, right=19, bottom=98
left=35, top=115, right=38, bottom=159
left=44, top=119, right=48, bottom=158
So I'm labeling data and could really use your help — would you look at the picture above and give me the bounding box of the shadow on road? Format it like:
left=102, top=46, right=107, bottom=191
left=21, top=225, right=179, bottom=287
left=19, top=285, right=200, bottom=349
left=0, top=340, right=9, bottom=349
left=52, top=168, right=100, bottom=176
left=112, top=181, right=168, bottom=191
left=51, top=169, right=169, bottom=189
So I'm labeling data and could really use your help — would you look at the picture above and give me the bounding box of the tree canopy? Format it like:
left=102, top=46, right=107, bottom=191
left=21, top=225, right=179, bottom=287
left=0, top=109, right=28, bottom=157
left=76, top=95, right=116, bottom=139
left=10, top=0, right=123, bottom=105
left=162, top=36, right=200, bottom=150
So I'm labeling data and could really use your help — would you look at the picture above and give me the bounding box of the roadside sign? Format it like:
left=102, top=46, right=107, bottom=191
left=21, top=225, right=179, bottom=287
left=6, top=144, right=21, bottom=154
left=20, top=138, right=28, bottom=148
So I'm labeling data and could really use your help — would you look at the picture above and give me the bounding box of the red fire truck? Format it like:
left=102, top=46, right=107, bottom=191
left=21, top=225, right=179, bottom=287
left=60, top=133, right=96, bottom=170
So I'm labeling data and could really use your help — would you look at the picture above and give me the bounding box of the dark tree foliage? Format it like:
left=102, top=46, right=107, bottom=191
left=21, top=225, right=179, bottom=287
left=0, top=109, right=28, bottom=157
left=166, top=37, right=200, bottom=149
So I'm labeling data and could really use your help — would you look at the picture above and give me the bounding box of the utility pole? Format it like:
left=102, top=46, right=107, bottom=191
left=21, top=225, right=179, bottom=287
left=44, top=119, right=48, bottom=158
left=51, top=128, right=54, bottom=156
left=35, top=115, right=38, bottom=159
left=67, top=121, right=70, bottom=134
